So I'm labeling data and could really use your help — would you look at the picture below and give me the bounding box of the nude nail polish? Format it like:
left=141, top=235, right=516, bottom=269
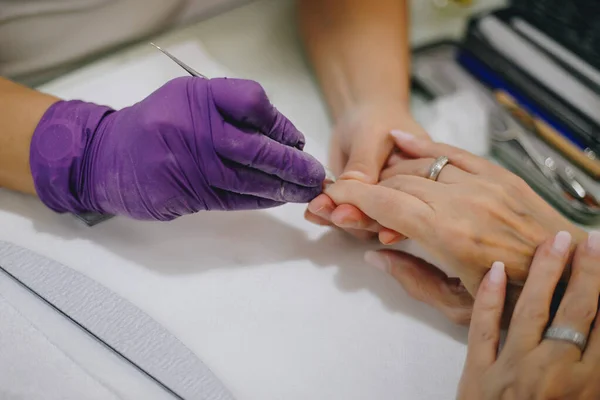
left=364, top=251, right=389, bottom=273
left=587, top=231, right=600, bottom=255
left=552, top=231, right=572, bottom=255
left=488, top=261, right=505, bottom=284
left=390, top=130, right=414, bottom=142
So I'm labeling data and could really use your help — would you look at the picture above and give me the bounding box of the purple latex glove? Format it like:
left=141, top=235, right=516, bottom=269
left=30, top=77, right=325, bottom=221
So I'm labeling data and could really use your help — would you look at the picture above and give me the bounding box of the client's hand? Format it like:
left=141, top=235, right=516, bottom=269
left=324, top=131, right=587, bottom=296
left=304, top=103, right=427, bottom=241
left=458, top=232, right=600, bottom=399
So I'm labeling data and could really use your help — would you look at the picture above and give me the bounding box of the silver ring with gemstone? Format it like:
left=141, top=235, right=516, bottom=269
left=427, top=156, right=450, bottom=181
left=543, top=326, right=588, bottom=352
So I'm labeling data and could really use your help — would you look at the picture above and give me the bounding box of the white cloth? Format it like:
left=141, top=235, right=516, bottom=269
left=414, top=90, right=491, bottom=156
left=0, top=0, right=248, bottom=85
left=0, top=294, right=121, bottom=400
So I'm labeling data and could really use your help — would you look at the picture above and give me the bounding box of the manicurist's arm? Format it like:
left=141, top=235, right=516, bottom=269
left=0, top=77, right=58, bottom=194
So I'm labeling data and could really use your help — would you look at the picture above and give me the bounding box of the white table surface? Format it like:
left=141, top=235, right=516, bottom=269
left=0, top=1, right=508, bottom=399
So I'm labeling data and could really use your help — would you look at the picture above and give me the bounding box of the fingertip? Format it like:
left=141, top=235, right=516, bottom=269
left=390, top=130, right=416, bottom=144
left=330, top=205, right=359, bottom=228
left=488, top=261, right=506, bottom=286
left=304, top=208, right=333, bottom=227
left=300, top=185, right=325, bottom=203
left=389, top=130, right=427, bottom=157
left=307, top=194, right=335, bottom=214
left=379, top=229, right=406, bottom=245
left=339, top=170, right=373, bottom=183
left=364, top=250, right=390, bottom=273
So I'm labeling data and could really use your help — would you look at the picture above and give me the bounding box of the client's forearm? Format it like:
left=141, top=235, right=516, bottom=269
left=0, top=77, right=59, bottom=194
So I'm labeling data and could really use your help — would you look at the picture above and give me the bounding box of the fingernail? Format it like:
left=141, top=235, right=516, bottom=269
left=331, top=212, right=358, bottom=229
left=552, top=231, right=572, bottom=255
left=364, top=251, right=389, bottom=273
left=339, top=170, right=372, bottom=183
left=587, top=231, right=600, bottom=254
left=308, top=203, right=332, bottom=218
left=488, top=261, right=505, bottom=285
left=323, top=168, right=336, bottom=190
left=324, top=167, right=337, bottom=183
left=337, top=220, right=358, bottom=229
left=390, top=130, right=415, bottom=142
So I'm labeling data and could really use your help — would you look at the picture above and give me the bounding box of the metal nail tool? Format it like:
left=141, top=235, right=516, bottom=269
left=490, top=108, right=593, bottom=204
left=151, top=42, right=335, bottom=191
left=150, top=43, right=207, bottom=78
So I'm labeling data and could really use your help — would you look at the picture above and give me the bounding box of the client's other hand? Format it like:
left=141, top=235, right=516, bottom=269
left=324, top=131, right=587, bottom=299
left=458, top=233, right=600, bottom=399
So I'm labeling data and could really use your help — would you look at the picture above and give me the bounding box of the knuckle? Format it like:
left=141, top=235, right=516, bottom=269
left=506, top=174, right=530, bottom=194
left=513, top=302, right=549, bottom=324
left=575, top=252, right=600, bottom=275
left=449, top=151, right=468, bottom=166
left=418, top=158, right=436, bottom=178
left=234, top=80, right=269, bottom=115
left=514, top=361, right=549, bottom=398
left=476, top=326, right=497, bottom=343
left=558, top=295, right=598, bottom=324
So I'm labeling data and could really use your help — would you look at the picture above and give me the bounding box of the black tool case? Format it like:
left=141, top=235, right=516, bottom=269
left=410, top=1, right=600, bottom=224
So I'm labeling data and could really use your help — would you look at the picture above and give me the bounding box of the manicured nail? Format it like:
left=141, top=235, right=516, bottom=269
left=488, top=261, right=505, bottom=285
left=339, top=170, right=371, bottom=183
left=364, top=251, right=389, bottom=273
left=390, top=130, right=415, bottom=142
left=324, top=167, right=337, bottom=183
left=552, top=231, right=572, bottom=255
left=587, top=231, right=600, bottom=254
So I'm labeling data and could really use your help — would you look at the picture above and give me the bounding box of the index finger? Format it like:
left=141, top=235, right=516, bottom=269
left=503, top=232, right=572, bottom=354
left=465, top=261, right=507, bottom=370
left=210, top=78, right=306, bottom=148
left=215, top=124, right=325, bottom=187
left=323, top=180, right=432, bottom=238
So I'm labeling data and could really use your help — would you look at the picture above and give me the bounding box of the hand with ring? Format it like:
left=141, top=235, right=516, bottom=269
left=457, top=231, right=600, bottom=399
left=323, top=131, right=588, bottom=321
left=304, top=104, right=428, bottom=242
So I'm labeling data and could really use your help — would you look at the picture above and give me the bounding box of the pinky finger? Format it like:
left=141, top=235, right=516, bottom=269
left=465, top=261, right=507, bottom=370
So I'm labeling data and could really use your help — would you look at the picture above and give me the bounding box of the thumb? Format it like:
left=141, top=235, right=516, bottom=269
left=340, top=134, right=394, bottom=184
left=365, top=250, right=474, bottom=325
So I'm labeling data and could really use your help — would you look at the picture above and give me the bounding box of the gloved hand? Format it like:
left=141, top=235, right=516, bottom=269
left=30, top=77, right=325, bottom=221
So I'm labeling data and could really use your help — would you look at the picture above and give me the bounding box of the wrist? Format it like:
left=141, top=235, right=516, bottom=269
left=30, top=100, right=115, bottom=215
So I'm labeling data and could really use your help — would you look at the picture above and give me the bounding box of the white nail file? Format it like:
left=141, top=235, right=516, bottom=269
left=0, top=241, right=235, bottom=400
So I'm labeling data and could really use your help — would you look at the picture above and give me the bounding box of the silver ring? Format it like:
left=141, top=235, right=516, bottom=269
left=427, top=156, right=450, bottom=181
left=543, top=326, right=588, bottom=352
